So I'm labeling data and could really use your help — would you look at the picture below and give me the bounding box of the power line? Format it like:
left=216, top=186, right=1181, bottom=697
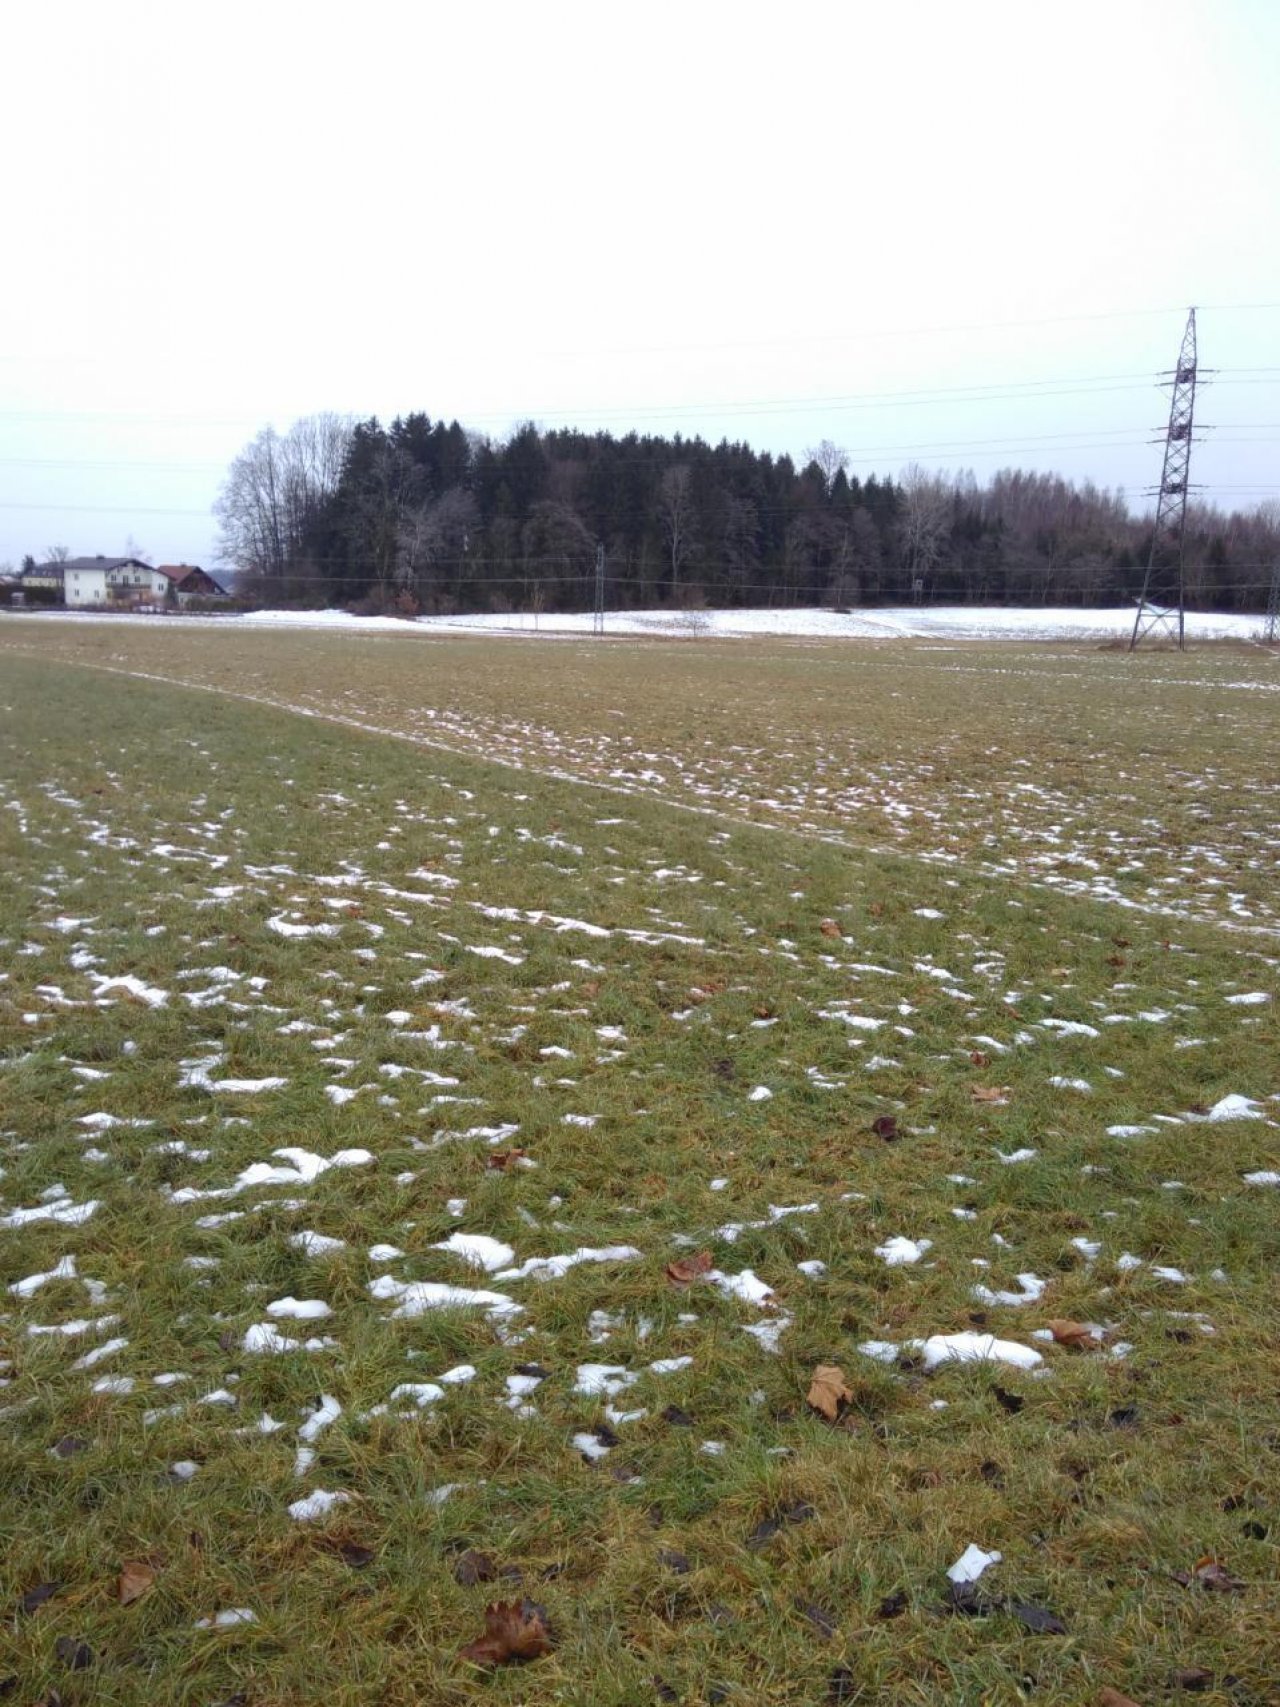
left=1, top=367, right=1276, bottom=431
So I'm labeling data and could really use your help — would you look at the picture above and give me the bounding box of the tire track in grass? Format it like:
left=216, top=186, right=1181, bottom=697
left=4, top=641, right=1279, bottom=940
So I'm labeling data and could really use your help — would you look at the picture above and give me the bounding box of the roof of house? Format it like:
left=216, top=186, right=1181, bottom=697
left=156, top=563, right=229, bottom=594
left=27, top=556, right=150, bottom=577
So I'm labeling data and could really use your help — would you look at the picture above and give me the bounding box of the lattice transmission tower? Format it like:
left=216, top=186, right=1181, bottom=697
left=1130, top=308, right=1199, bottom=651
left=593, top=542, right=606, bottom=636
left=1265, top=558, right=1280, bottom=646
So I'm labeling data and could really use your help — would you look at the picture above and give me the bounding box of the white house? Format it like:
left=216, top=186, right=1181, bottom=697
left=105, top=560, right=176, bottom=604
left=61, top=556, right=155, bottom=607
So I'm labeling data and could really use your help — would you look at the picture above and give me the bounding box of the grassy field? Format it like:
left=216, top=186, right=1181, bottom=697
left=0, top=622, right=1277, bottom=1705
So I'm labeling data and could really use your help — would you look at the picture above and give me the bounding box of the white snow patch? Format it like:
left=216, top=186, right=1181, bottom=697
left=288, top=1489, right=352, bottom=1522
left=432, top=1232, right=516, bottom=1272
left=368, top=1274, right=521, bottom=1318
left=875, top=1236, right=933, bottom=1266
left=948, top=1544, right=1002, bottom=1585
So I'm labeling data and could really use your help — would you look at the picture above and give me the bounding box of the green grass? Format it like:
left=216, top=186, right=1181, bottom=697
left=0, top=634, right=1277, bottom=1705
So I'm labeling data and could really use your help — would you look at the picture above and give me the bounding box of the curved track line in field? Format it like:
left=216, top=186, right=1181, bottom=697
left=4, top=644, right=1277, bottom=940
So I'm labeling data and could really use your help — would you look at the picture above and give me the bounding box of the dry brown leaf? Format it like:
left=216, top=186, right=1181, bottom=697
left=970, top=1084, right=1011, bottom=1103
left=486, top=1149, right=527, bottom=1172
left=1097, top=1690, right=1143, bottom=1707
left=458, top=1597, right=553, bottom=1667
left=806, top=1364, right=853, bottom=1422
left=1192, top=1555, right=1243, bottom=1592
left=819, top=919, right=843, bottom=939
left=969, top=1050, right=991, bottom=1068
left=117, top=1561, right=156, bottom=1606
left=1048, top=1319, right=1102, bottom=1351
left=666, top=1250, right=713, bottom=1286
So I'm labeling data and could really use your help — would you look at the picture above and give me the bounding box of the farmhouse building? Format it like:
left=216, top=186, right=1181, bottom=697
left=20, top=561, right=66, bottom=597
left=154, top=564, right=230, bottom=604
left=18, top=556, right=231, bottom=609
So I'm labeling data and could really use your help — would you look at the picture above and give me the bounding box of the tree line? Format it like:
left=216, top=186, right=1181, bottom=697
left=213, top=413, right=1279, bottom=614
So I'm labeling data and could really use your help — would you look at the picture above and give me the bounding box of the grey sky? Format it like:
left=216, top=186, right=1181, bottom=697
left=3, top=0, right=1278, bottom=571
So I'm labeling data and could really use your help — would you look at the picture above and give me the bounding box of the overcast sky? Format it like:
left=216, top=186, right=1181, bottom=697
left=2, top=0, right=1278, bottom=570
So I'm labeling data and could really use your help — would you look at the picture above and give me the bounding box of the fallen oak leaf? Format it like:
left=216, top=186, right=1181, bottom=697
left=458, top=1598, right=553, bottom=1667
left=1048, top=1319, right=1102, bottom=1351
left=806, top=1364, right=854, bottom=1422
left=971, top=1084, right=1011, bottom=1104
left=819, top=919, right=843, bottom=939
left=1097, top=1691, right=1143, bottom=1707
left=665, top=1250, right=712, bottom=1286
left=117, top=1560, right=156, bottom=1606
left=969, top=1049, right=991, bottom=1068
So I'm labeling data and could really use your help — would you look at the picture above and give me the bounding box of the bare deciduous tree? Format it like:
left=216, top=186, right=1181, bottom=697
left=899, top=462, right=952, bottom=591
left=214, top=413, right=353, bottom=597
left=658, top=465, right=695, bottom=591
left=805, top=439, right=849, bottom=494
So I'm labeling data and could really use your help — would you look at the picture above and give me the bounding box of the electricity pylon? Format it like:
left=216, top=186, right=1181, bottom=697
left=1130, top=308, right=1198, bottom=651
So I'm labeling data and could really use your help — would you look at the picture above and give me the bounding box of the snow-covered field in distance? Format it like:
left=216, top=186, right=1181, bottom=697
left=5, top=604, right=1270, bottom=643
